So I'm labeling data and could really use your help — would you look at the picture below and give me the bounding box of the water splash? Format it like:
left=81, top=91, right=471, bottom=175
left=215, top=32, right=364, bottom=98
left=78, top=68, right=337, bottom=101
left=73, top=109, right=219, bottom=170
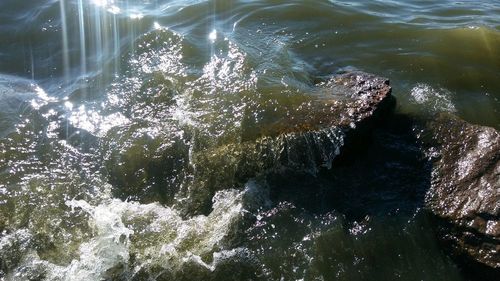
left=2, top=1, right=496, bottom=280
left=1, top=187, right=249, bottom=280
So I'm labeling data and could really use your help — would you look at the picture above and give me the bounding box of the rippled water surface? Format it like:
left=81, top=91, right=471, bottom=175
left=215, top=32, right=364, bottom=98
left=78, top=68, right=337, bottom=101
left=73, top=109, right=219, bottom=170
left=0, top=0, right=499, bottom=280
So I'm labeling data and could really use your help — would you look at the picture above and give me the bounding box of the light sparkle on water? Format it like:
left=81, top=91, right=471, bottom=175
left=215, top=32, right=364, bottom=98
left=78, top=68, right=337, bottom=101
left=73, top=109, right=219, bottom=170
left=209, top=29, right=217, bottom=42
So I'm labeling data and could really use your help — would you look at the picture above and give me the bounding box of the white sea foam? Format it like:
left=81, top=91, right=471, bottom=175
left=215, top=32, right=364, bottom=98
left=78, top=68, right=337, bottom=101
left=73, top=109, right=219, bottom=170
left=409, top=83, right=456, bottom=113
left=3, top=187, right=250, bottom=280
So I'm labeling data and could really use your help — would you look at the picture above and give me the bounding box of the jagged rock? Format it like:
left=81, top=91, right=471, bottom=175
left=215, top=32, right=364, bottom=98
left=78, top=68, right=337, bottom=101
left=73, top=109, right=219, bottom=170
left=225, top=71, right=391, bottom=173
left=423, top=113, right=500, bottom=274
left=245, top=71, right=392, bottom=139
left=179, top=71, right=393, bottom=214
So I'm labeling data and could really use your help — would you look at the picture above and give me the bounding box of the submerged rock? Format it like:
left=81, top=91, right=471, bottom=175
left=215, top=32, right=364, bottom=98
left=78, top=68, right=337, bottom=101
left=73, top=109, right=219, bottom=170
left=423, top=113, right=500, bottom=274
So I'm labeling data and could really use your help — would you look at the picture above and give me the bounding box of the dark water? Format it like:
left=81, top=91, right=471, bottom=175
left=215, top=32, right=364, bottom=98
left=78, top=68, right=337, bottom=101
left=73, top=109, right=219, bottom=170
left=0, top=0, right=499, bottom=280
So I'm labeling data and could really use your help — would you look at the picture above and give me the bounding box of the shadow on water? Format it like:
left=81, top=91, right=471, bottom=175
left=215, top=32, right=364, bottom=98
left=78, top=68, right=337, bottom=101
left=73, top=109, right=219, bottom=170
left=258, top=102, right=498, bottom=281
left=266, top=111, right=430, bottom=220
left=255, top=85, right=425, bottom=215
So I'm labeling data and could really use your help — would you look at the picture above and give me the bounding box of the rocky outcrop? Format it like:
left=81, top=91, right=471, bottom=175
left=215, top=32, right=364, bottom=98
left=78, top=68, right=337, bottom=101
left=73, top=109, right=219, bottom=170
left=423, top=113, right=499, bottom=274
left=194, top=71, right=393, bottom=173
left=179, top=71, right=393, bottom=214
left=247, top=71, right=392, bottom=138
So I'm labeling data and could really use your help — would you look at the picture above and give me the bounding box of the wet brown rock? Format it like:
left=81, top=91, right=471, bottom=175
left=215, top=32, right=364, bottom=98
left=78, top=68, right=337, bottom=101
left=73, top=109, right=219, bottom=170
left=180, top=71, right=393, bottom=215
left=423, top=113, right=500, bottom=271
left=251, top=71, right=392, bottom=138
left=233, top=71, right=393, bottom=173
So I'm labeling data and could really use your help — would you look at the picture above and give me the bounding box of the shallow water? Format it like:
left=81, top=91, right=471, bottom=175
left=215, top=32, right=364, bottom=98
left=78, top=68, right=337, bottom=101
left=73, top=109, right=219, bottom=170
left=0, top=0, right=499, bottom=280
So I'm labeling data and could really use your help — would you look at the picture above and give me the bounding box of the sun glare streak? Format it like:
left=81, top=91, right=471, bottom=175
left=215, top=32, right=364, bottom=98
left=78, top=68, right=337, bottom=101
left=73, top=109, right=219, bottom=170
left=209, top=0, right=217, bottom=56
left=113, top=13, right=120, bottom=75
left=92, top=0, right=121, bottom=14
left=78, top=0, right=87, bottom=76
left=59, top=0, right=70, bottom=83
left=91, top=0, right=108, bottom=6
left=93, top=3, right=103, bottom=74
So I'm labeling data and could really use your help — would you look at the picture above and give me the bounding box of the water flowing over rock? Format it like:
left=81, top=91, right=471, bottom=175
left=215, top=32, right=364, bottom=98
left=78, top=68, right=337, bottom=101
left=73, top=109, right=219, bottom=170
left=101, top=69, right=393, bottom=216
left=423, top=113, right=500, bottom=276
left=178, top=71, right=393, bottom=215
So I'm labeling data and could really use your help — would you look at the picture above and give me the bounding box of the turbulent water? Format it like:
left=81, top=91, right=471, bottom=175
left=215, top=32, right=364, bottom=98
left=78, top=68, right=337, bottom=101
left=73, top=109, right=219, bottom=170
left=0, top=0, right=499, bottom=280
